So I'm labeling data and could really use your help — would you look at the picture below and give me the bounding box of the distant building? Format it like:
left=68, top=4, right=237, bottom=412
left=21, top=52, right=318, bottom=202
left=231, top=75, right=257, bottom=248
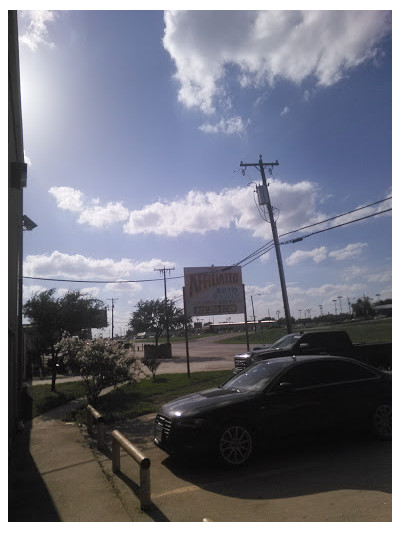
left=373, top=304, right=392, bottom=317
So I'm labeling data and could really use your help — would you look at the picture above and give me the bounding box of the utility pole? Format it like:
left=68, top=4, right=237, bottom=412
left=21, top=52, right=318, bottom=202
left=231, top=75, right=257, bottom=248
left=155, top=266, right=175, bottom=344
left=240, top=155, right=293, bottom=333
left=107, top=298, right=118, bottom=339
left=250, top=295, right=257, bottom=332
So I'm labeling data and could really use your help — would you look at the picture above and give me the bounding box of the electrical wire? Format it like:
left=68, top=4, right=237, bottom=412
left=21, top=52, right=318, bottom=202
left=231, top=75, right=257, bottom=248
left=280, top=208, right=392, bottom=245
left=279, top=196, right=392, bottom=238
left=23, top=197, right=392, bottom=284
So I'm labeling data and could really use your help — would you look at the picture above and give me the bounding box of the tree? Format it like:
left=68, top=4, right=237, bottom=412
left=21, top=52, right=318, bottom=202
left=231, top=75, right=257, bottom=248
left=23, top=289, right=108, bottom=391
left=128, top=298, right=188, bottom=345
left=351, top=296, right=375, bottom=318
left=142, top=356, right=161, bottom=381
left=56, top=334, right=143, bottom=404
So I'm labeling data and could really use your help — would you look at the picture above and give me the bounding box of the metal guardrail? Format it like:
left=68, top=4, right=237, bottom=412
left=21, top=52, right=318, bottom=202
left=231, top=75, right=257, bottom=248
left=86, top=405, right=105, bottom=449
left=111, top=429, right=151, bottom=510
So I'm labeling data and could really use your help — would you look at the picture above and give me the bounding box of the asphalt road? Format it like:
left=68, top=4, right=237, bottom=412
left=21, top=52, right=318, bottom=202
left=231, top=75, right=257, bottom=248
left=95, top=413, right=392, bottom=522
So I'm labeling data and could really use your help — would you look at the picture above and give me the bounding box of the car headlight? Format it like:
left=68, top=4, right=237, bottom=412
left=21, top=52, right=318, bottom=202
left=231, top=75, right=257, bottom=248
left=175, top=417, right=206, bottom=428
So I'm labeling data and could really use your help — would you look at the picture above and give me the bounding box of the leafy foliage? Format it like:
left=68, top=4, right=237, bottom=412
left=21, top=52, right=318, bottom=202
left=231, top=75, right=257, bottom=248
left=23, top=289, right=108, bottom=391
left=142, top=356, right=161, bottom=380
left=351, top=296, right=375, bottom=318
left=128, top=298, right=188, bottom=345
left=56, top=334, right=144, bottom=404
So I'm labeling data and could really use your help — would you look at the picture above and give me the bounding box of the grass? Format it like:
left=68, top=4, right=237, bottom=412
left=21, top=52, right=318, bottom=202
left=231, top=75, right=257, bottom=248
left=29, top=380, right=87, bottom=419
left=85, top=370, right=233, bottom=423
left=220, top=318, right=392, bottom=345
left=30, top=370, right=233, bottom=422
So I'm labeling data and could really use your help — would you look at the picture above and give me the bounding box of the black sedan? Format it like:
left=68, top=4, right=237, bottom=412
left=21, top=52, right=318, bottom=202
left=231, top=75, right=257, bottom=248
left=153, top=355, right=391, bottom=466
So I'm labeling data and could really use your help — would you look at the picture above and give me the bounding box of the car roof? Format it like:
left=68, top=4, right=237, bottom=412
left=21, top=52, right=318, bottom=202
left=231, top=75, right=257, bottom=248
left=255, top=354, right=358, bottom=365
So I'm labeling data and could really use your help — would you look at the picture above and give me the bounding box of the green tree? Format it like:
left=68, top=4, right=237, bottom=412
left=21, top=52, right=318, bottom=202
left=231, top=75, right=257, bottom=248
left=56, top=334, right=143, bottom=404
left=351, top=296, right=375, bottom=318
left=23, top=289, right=108, bottom=391
left=128, top=298, right=188, bottom=345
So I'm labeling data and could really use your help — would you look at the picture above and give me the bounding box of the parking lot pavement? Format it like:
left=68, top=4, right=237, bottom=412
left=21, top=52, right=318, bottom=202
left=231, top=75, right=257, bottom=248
left=89, top=415, right=392, bottom=522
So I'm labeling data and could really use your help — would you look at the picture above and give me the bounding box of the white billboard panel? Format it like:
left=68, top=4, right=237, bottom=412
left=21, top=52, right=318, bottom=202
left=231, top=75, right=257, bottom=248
left=184, top=266, right=244, bottom=317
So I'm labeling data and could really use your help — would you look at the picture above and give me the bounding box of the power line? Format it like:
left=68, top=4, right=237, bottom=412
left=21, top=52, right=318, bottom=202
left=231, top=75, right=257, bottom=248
left=23, top=197, right=392, bottom=285
left=232, top=196, right=392, bottom=267
left=279, top=196, right=392, bottom=239
left=280, top=208, right=392, bottom=245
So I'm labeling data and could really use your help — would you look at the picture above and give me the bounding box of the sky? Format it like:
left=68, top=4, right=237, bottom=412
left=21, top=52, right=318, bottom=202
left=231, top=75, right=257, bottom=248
left=17, top=6, right=393, bottom=337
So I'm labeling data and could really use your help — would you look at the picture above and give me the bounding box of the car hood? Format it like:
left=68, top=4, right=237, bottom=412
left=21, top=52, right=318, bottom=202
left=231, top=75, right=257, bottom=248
left=159, top=387, right=255, bottom=418
left=235, top=347, right=283, bottom=359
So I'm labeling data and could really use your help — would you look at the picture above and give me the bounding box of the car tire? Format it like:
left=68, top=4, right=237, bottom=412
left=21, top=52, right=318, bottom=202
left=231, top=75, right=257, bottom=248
left=217, top=423, right=253, bottom=466
left=371, top=403, right=392, bottom=439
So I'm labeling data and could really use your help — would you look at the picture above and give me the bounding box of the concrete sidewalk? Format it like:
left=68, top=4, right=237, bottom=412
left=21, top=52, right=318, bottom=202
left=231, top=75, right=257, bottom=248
left=8, top=399, right=143, bottom=521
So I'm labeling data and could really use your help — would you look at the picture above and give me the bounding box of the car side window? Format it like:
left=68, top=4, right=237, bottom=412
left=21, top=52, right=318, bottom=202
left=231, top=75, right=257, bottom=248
left=323, top=359, right=377, bottom=382
left=277, top=359, right=377, bottom=390
left=279, top=361, right=330, bottom=388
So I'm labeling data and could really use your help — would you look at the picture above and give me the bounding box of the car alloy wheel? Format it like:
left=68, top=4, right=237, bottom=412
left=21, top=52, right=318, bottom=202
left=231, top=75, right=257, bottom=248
left=372, top=404, right=392, bottom=439
left=218, top=424, right=253, bottom=466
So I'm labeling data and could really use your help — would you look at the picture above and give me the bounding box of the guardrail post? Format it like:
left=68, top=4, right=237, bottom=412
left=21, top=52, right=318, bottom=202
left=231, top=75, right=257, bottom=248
left=87, top=405, right=105, bottom=450
left=112, top=436, right=121, bottom=472
left=111, top=429, right=151, bottom=510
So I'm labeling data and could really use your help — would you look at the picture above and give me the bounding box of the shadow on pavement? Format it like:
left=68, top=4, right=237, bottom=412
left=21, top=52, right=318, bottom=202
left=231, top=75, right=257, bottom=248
left=9, top=421, right=60, bottom=521
left=114, top=470, right=170, bottom=522
left=162, top=431, right=392, bottom=502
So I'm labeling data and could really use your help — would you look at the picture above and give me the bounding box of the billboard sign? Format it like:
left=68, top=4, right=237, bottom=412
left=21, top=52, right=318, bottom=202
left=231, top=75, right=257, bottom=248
left=184, top=266, right=244, bottom=317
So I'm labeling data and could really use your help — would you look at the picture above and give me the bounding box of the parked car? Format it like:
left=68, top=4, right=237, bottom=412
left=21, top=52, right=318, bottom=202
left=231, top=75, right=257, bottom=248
left=154, top=355, right=391, bottom=466
left=234, top=330, right=392, bottom=373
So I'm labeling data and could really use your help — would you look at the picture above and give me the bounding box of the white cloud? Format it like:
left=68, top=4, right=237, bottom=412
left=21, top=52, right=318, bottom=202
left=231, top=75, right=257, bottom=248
left=367, top=269, right=392, bottom=284
left=77, top=202, right=130, bottom=228
left=199, top=116, right=249, bottom=135
left=50, top=180, right=389, bottom=240
left=286, top=246, right=328, bottom=266
left=49, top=186, right=129, bottom=228
left=280, top=106, right=290, bottom=116
left=163, top=10, right=391, bottom=116
left=286, top=242, right=367, bottom=266
left=328, top=242, right=367, bottom=260
left=23, top=251, right=175, bottom=281
left=50, top=179, right=324, bottom=239
left=18, top=10, right=57, bottom=51
left=49, top=186, right=85, bottom=212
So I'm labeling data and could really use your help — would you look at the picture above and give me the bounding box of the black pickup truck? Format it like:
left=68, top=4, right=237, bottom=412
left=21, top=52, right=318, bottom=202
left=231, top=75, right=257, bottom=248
left=234, top=330, right=392, bottom=373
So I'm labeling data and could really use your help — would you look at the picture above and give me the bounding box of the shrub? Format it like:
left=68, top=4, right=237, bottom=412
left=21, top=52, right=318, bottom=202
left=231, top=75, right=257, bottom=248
left=56, top=333, right=144, bottom=404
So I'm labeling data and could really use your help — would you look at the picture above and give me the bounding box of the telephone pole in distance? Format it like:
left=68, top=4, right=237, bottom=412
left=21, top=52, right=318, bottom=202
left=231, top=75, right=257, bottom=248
left=107, top=298, right=118, bottom=339
left=240, top=155, right=293, bottom=333
left=154, top=266, right=175, bottom=343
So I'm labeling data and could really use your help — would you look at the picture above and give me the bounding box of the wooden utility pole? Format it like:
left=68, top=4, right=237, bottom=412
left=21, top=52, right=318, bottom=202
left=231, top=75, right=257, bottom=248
left=107, top=298, right=118, bottom=339
left=154, top=266, right=175, bottom=343
left=240, top=155, right=293, bottom=334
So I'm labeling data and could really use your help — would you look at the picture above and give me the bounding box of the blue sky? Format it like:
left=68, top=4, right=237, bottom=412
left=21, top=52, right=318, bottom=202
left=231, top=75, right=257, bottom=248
left=18, top=8, right=392, bottom=336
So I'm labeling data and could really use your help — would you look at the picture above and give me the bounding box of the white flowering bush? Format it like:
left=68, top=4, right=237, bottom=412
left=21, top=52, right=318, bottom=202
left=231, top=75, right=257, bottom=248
left=56, top=333, right=144, bottom=403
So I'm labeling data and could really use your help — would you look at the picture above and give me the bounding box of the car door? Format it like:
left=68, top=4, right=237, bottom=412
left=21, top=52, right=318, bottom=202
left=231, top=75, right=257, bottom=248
left=308, top=359, right=381, bottom=428
left=259, top=360, right=330, bottom=438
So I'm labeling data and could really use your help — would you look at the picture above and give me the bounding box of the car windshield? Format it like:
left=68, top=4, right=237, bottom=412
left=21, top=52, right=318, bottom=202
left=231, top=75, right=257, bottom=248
left=270, top=334, right=301, bottom=350
left=222, top=360, right=290, bottom=392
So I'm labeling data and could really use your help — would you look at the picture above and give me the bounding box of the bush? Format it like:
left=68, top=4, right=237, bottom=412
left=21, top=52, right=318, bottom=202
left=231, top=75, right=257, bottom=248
left=56, top=334, right=144, bottom=404
left=142, top=356, right=161, bottom=380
